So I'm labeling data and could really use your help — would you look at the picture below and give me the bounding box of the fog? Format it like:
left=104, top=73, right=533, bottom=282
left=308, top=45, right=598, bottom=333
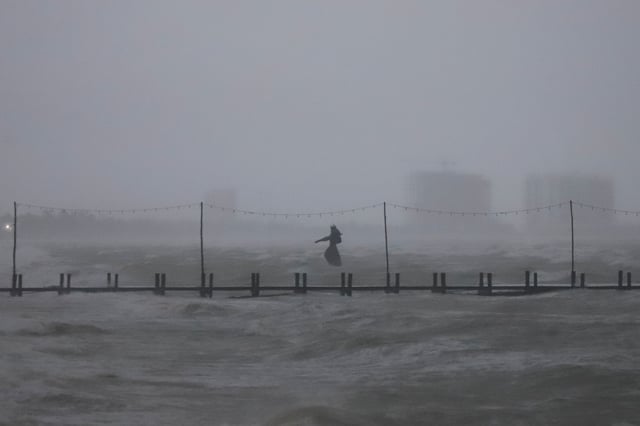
left=2, top=0, right=639, bottom=216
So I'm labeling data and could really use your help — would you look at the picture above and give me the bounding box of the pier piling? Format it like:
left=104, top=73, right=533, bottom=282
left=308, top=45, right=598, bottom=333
left=251, top=273, right=255, bottom=297
left=478, top=272, right=485, bottom=295
left=250, top=273, right=260, bottom=297
left=618, top=270, right=624, bottom=289
left=487, top=273, right=493, bottom=295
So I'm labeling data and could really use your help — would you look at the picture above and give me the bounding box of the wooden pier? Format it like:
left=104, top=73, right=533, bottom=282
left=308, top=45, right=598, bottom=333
left=4, top=270, right=639, bottom=298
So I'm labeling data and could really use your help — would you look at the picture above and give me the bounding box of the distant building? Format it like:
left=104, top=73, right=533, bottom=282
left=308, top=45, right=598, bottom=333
left=407, top=171, right=492, bottom=212
left=405, top=171, right=493, bottom=234
left=524, top=174, right=615, bottom=233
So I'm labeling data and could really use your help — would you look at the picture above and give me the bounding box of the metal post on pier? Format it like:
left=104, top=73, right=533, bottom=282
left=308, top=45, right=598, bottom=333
left=570, top=200, right=576, bottom=287
left=200, top=202, right=205, bottom=294
left=383, top=202, right=390, bottom=293
left=12, top=202, right=17, bottom=289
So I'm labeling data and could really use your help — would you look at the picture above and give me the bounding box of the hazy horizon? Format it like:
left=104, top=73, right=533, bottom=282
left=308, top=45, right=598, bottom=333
left=2, top=1, right=639, bottom=215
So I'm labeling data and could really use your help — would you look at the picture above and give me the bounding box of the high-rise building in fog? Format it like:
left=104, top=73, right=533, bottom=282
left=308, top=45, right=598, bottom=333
left=407, top=171, right=492, bottom=212
left=524, top=174, right=615, bottom=232
left=405, top=171, right=492, bottom=234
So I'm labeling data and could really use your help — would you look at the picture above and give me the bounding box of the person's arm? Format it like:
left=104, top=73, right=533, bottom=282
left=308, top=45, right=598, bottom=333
left=315, top=235, right=330, bottom=243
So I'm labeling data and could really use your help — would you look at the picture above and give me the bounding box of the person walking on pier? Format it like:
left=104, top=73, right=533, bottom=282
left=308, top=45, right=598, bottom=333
left=315, top=225, right=342, bottom=266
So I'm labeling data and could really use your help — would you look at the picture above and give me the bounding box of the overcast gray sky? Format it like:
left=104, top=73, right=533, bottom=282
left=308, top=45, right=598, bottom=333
left=1, top=0, right=639, bottom=214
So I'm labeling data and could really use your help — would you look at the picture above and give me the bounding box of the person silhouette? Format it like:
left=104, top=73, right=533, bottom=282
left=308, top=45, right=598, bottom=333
left=315, top=225, right=342, bottom=266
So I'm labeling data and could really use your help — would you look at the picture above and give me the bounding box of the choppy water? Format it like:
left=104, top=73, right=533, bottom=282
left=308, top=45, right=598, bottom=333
left=1, top=242, right=640, bottom=425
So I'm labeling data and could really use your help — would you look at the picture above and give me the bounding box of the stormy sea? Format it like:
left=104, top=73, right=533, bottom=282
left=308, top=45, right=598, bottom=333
left=1, top=240, right=639, bottom=425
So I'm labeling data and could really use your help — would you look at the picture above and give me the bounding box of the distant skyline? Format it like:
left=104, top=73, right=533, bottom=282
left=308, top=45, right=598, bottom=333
left=2, top=1, right=639, bottom=214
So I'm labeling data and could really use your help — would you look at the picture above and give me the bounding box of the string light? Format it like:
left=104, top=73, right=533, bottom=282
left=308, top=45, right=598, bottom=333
left=17, top=202, right=200, bottom=215
left=15, top=200, right=640, bottom=220
left=387, top=202, right=568, bottom=217
left=204, top=202, right=383, bottom=218
left=574, top=202, right=640, bottom=216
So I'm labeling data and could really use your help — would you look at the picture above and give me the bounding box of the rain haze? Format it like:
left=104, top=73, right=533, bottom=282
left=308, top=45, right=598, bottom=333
left=4, top=3, right=640, bottom=426
left=1, top=0, right=639, bottom=213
